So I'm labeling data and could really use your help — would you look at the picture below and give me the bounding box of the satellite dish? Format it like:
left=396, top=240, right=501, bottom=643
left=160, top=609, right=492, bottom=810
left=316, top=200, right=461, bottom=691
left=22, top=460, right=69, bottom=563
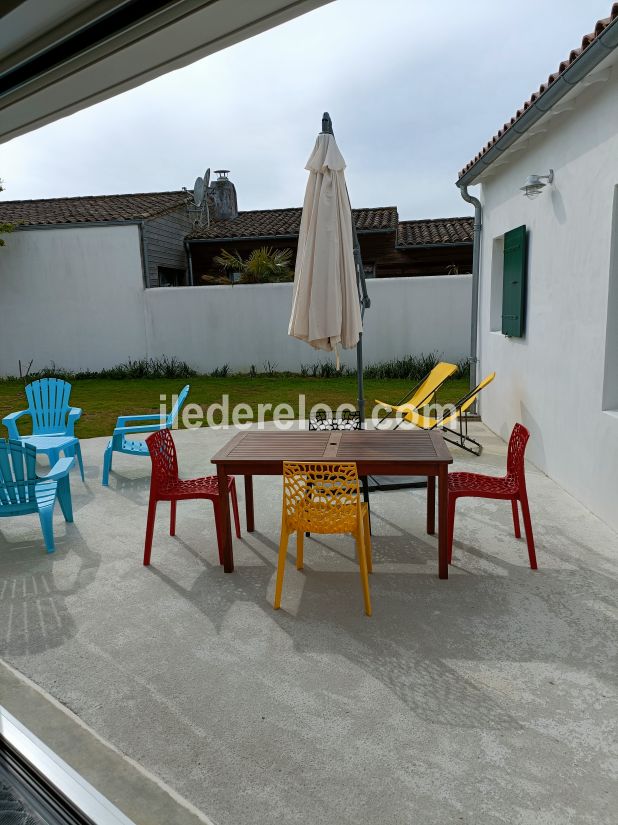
left=204, top=168, right=210, bottom=189
left=193, top=176, right=205, bottom=207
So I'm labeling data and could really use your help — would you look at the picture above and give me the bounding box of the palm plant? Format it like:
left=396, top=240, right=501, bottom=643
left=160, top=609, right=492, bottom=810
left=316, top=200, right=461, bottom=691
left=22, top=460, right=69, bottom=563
left=213, top=246, right=294, bottom=283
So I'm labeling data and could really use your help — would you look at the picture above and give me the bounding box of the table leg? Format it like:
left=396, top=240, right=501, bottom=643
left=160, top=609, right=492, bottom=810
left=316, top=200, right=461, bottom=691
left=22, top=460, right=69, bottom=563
left=244, top=475, right=254, bottom=532
left=217, top=465, right=234, bottom=573
left=438, top=465, right=448, bottom=579
left=427, top=475, right=435, bottom=535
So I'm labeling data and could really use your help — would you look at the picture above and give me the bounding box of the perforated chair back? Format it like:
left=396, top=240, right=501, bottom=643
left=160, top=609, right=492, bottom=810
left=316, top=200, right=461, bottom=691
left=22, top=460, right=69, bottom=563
left=146, top=428, right=179, bottom=489
left=506, top=423, right=530, bottom=488
left=282, top=461, right=361, bottom=534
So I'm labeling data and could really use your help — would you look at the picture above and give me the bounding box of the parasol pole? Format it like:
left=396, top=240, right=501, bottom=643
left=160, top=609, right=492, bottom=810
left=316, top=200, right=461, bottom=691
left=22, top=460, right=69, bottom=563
left=321, top=112, right=371, bottom=428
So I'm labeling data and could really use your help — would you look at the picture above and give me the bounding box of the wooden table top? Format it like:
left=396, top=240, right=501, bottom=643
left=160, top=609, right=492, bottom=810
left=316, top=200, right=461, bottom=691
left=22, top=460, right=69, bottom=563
left=211, top=429, right=452, bottom=466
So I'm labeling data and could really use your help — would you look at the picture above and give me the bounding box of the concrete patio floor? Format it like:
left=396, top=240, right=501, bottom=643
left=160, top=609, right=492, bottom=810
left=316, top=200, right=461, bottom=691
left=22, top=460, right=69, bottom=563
left=0, top=422, right=617, bottom=825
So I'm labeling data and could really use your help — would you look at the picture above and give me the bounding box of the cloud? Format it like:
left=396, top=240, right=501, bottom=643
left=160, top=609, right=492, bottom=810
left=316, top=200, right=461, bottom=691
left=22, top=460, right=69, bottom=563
left=0, top=0, right=611, bottom=218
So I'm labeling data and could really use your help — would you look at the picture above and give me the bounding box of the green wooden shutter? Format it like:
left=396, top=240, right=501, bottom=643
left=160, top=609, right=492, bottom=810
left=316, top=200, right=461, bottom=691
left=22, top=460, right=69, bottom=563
left=502, top=225, right=527, bottom=337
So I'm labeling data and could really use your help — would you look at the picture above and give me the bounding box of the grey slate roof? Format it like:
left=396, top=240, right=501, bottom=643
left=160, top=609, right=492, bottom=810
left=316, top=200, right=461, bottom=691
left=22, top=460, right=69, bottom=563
left=396, top=217, right=473, bottom=247
left=0, top=191, right=187, bottom=226
left=186, top=206, right=399, bottom=240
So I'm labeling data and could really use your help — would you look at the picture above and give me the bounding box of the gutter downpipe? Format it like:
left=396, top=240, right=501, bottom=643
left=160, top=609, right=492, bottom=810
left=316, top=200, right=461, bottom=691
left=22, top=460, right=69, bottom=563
left=185, top=239, right=194, bottom=285
left=457, top=184, right=481, bottom=393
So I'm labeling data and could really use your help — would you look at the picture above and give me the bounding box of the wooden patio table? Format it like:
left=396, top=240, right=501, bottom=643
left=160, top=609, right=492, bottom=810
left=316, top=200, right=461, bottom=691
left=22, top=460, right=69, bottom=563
left=211, top=429, right=453, bottom=577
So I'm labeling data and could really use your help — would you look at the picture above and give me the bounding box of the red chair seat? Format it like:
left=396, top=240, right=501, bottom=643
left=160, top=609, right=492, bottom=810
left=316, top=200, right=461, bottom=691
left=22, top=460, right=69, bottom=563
left=158, top=475, right=234, bottom=499
left=447, top=423, right=537, bottom=569
left=448, top=471, right=518, bottom=498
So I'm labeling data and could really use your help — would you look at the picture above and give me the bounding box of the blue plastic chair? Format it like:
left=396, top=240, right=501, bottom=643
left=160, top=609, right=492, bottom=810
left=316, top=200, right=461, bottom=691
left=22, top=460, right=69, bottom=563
left=102, top=385, right=190, bottom=486
left=2, top=378, right=84, bottom=480
left=0, top=439, right=74, bottom=553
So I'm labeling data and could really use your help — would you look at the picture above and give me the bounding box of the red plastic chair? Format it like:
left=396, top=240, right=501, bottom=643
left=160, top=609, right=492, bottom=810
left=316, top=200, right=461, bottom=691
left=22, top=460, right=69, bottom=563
left=144, top=429, right=240, bottom=566
left=447, top=423, right=537, bottom=569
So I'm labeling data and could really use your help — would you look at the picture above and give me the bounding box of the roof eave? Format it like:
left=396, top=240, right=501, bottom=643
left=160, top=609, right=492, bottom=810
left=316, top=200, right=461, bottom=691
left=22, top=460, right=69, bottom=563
left=457, top=16, right=618, bottom=188
left=12, top=219, right=143, bottom=230
left=186, top=228, right=396, bottom=243
left=395, top=241, right=473, bottom=250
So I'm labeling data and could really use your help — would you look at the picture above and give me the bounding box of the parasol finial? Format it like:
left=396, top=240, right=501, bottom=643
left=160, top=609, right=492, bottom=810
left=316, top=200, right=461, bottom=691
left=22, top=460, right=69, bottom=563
left=321, top=112, right=334, bottom=135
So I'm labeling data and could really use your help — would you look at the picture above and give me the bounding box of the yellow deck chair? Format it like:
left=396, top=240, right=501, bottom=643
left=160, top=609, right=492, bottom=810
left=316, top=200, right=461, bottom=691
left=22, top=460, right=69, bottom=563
left=404, top=372, right=496, bottom=455
left=376, top=361, right=458, bottom=429
left=274, top=461, right=372, bottom=616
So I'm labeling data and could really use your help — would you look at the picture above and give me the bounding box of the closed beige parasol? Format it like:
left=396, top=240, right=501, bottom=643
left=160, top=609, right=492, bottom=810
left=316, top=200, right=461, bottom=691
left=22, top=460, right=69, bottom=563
left=288, top=127, right=362, bottom=353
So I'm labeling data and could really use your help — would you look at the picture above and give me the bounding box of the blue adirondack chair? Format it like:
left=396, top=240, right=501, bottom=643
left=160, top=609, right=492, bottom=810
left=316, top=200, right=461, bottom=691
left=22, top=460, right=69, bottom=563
left=0, top=439, right=74, bottom=553
left=2, top=378, right=84, bottom=480
left=102, top=385, right=190, bottom=486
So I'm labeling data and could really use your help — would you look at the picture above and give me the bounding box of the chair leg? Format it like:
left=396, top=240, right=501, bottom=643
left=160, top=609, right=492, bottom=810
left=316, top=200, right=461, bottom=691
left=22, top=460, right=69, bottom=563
left=519, top=491, right=538, bottom=570
left=170, top=500, right=177, bottom=536
left=363, top=508, right=372, bottom=573
left=355, top=529, right=372, bottom=617
left=511, top=499, right=521, bottom=538
left=57, top=476, right=73, bottom=523
left=102, top=445, right=112, bottom=486
left=213, top=501, right=225, bottom=565
left=296, top=530, right=304, bottom=570
left=230, top=479, right=241, bottom=539
left=143, top=497, right=157, bottom=565
left=274, top=527, right=290, bottom=609
left=74, top=442, right=85, bottom=482
left=447, top=494, right=457, bottom=564
left=38, top=505, right=55, bottom=553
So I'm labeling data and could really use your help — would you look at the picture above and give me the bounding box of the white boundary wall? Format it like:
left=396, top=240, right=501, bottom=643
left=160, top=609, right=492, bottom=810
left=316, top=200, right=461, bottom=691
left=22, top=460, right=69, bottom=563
left=145, top=274, right=472, bottom=372
left=0, top=224, right=472, bottom=375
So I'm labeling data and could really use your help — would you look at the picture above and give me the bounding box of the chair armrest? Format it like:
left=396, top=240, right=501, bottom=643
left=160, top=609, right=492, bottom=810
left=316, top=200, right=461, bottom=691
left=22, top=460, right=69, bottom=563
left=116, top=413, right=164, bottom=426
left=113, top=422, right=166, bottom=436
left=2, top=409, right=30, bottom=439
left=66, top=407, right=82, bottom=435
left=39, top=456, right=75, bottom=481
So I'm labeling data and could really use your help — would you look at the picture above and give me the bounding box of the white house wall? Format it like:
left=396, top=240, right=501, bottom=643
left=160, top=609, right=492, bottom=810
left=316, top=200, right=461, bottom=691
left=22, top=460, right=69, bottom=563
left=0, top=224, right=148, bottom=374
left=0, top=227, right=471, bottom=375
left=476, top=70, right=618, bottom=532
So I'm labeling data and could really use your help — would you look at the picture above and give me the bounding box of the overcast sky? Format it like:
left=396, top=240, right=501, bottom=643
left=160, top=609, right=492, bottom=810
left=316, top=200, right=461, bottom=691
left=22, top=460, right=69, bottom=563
left=0, top=0, right=612, bottom=219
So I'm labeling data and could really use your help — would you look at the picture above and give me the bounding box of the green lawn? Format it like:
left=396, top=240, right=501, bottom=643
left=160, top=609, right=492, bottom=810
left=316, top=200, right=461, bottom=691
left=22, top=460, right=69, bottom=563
left=0, top=376, right=468, bottom=439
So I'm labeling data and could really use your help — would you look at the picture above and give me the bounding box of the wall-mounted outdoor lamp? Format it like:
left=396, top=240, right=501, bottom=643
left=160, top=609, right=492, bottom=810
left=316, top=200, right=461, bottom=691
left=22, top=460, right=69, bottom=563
left=520, top=169, right=554, bottom=198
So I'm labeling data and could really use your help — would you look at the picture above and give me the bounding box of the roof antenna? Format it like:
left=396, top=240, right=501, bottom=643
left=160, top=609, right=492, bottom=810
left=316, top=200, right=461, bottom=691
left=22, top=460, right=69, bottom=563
left=182, top=168, right=212, bottom=228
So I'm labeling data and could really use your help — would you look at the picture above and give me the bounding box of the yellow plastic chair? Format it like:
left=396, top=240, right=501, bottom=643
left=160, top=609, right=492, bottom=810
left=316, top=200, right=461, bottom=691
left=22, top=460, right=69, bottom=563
left=274, top=462, right=372, bottom=616
left=404, top=372, right=496, bottom=455
left=376, top=361, right=458, bottom=429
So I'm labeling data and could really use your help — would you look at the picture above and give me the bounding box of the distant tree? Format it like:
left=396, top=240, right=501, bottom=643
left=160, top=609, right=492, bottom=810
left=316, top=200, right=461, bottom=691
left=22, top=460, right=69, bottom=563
left=0, top=179, right=16, bottom=246
left=213, top=246, right=294, bottom=284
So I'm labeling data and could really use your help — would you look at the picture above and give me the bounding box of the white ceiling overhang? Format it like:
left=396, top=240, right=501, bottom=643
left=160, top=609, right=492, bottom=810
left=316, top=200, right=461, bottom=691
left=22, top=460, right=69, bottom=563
left=0, top=0, right=332, bottom=143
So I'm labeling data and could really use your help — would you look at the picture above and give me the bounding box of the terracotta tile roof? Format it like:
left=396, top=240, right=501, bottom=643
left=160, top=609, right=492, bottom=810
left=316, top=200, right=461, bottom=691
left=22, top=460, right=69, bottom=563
left=0, top=191, right=187, bottom=226
left=396, top=217, right=473, bottom=247
left=187, top=206, right=398, bottom=240
left=459, top=3, right=618, bottom=179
